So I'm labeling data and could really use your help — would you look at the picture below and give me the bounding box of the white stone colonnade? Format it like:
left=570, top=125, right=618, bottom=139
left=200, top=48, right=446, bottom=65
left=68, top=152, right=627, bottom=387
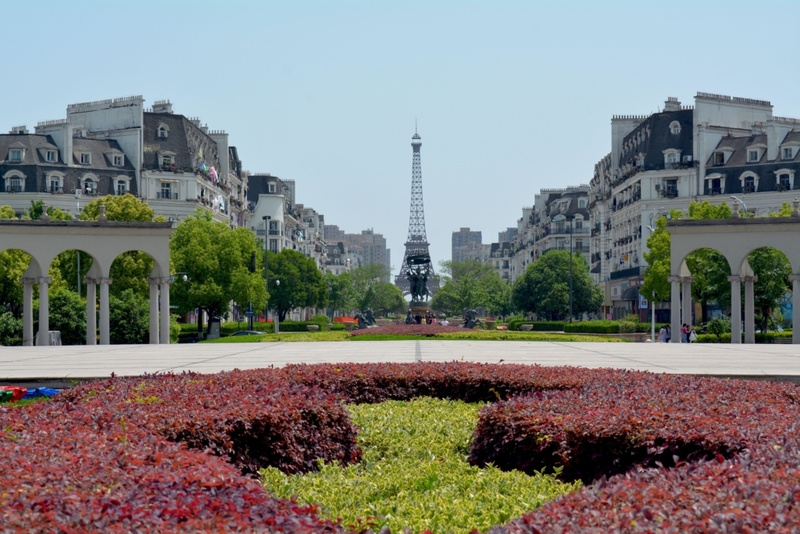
left=667, top=200, right=800, bottom=344
left=0, top=214, right=173, bottom=346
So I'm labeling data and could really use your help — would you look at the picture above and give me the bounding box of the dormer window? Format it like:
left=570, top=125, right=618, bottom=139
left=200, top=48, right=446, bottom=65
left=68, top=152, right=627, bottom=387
left=9, top=149, right=23, bottom=162
left=663, top=148, right=682, bottom=169
left=80, top=153, right=91, bottom=165
left=268, top=183, right=277, bottom=193
left=669, top=121, right=681, bottom=135
left=158, top=125, right=168, bottom=139
left=113, top=155, right=123, bottom=166
left=713, top=152, right=725, bottom=165
left=748, top=150, right=759, bottom=163
left=46, top=150, right=56, bottom=162
left=159, top=151, right=176, bottom=169
left=784, top=147, right=796, bottom=160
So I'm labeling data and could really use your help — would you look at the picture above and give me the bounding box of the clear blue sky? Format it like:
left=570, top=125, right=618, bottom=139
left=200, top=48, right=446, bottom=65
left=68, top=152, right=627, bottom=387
left=4, top=1, right=799, bottom=275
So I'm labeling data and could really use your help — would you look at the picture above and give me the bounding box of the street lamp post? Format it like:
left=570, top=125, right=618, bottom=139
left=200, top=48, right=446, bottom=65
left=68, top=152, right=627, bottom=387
left=274, top=280, right=280, bottom=334
left=75, top=189, right=82, bottom=297
left=651, top=291, right=656, bottom=342
left=569, top=216, right=573, bottom=323
left=262, top=215, right=274, bottom=332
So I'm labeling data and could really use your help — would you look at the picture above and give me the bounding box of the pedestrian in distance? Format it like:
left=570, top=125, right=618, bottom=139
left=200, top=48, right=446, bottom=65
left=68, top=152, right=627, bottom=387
left=681, top=324, right=689, bottom=343
left=659, top=325, right=667, bottom=343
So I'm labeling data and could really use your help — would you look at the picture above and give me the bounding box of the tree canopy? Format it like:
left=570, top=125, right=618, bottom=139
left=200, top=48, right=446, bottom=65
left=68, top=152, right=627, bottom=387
left=267, top=249, right=328, bottom=320
left=430, top=260, right=512, bottom=317
left=512, top=250, right=601, bottom=320
left=170, top=210, right=267, bottom=324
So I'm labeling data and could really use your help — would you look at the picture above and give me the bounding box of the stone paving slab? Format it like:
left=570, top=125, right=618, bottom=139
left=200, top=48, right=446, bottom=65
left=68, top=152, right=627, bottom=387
left=1, top=341, right=799, bottom=383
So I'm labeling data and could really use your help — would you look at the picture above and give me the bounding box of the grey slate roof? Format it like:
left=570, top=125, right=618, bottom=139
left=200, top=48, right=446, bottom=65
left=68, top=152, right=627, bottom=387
left=143, top=112, right=221, bottom=172
left=618, top=109, right=693, bottom=171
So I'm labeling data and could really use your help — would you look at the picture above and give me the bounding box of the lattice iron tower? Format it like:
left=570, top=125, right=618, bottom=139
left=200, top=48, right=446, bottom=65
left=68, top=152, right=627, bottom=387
left=395, top=128, right=437, bottom=297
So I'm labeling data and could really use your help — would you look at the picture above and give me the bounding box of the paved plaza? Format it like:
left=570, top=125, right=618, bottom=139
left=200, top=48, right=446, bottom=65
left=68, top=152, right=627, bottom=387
left=2, top=341, right=800, bottom=386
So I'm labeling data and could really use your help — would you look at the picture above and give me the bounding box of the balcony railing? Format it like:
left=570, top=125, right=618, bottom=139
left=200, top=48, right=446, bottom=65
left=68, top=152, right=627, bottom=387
left=156, top=192, right=179, bottom=200
left=47, top=186, right=64, bottom=194
left=609, top=266, right=642, bottom=280
left=4, top=185, right=23, bottom=193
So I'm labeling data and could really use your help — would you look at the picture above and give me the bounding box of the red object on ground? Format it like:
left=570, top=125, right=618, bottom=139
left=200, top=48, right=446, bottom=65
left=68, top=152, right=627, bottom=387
left=496, top=326, right=508, bottom=330
left=0, top=386, right=28, bottom=402
left=333, top=317, right=357, bottom=323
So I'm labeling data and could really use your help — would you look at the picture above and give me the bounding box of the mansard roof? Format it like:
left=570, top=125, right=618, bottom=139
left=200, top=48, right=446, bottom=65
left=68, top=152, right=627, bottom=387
left=247, top=174, right=285, bottom=201
left=618, top=109, right=693, bottom=170
left=72, top=138, right=135, bottom=170
left=0, top=134, right=132, bottom=170
left=142, top=112, right=221, bottom=172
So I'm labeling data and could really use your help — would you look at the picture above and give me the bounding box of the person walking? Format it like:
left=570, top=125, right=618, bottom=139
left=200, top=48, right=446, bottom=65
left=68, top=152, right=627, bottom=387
left=665, top=325, right=671, bottom=343
left=681, top=324, right=689, bottom=343
left=689, top=327, right=698, bottom=343
left=659, top=325, right=667, bottom=343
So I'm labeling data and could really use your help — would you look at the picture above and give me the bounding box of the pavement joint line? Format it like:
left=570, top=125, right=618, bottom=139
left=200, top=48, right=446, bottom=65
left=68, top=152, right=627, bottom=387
left=532, top=342, right=680, bottom=372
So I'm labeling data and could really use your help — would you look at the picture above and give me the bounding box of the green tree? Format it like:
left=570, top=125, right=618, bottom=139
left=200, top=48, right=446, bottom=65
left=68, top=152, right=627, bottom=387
left=267, top=249, right=328, bottom=321
left=0, top=206, right=29, bottom=317
left=431, top=260, right=513, bottom=317
left=34, top=287, right=86, bottom=345
left=0, top=311, right=21, bottom=345
left=170, top=210, right=267, bottom=330
left=362, top=282, right=406, bottom=316
left=749, top=247, right=792, bottom=333
left=350, top=264, right=391, bottom=299
left=109, top=288, right=149, bottom=344
left=25, top=199, right=72, bottom=221
left=325, top=272, right=357, bottom=317
left=512, top=250, right=601, bottom=320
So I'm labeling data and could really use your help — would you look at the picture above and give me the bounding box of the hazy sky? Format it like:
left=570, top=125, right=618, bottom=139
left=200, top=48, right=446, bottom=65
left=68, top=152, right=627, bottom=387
left=4, top=1, right=799, bottom=275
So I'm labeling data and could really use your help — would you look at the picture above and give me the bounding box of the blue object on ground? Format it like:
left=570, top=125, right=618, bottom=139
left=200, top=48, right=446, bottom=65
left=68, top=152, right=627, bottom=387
left=21, top=387, right=60, bottom=399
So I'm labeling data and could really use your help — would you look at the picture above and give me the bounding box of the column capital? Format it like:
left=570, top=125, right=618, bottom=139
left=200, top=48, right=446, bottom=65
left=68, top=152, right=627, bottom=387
left=789, top=274, right=800, bottom=282
left=667, top=276, right=682, bottom=283
left=91, top=277, right=113, bottom=285
left=680, top=276, right=694, bottom=283
left=728, top=275, right=742, bottom=283
left=22, top=277, right=38, bottom=286
left=742, top=275, right=758, bottom=283
left=36, top=277, right=53, bottom=284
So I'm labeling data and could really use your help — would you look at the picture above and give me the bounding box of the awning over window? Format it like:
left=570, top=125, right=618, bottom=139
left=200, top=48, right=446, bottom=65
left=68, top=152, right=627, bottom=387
left=621, top=287, right=640, bottom=301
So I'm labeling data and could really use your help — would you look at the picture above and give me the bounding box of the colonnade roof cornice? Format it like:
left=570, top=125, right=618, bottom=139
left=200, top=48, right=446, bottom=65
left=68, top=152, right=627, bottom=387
left=0, top=220, right=173, bottom=230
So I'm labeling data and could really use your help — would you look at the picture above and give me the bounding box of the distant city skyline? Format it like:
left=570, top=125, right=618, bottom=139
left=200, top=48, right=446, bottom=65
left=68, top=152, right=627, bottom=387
left=3, top=0, right=799, bottom=274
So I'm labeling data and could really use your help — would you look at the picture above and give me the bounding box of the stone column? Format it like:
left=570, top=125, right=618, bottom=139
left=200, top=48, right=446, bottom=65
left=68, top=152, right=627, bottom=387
left=159, top=277, right=171, bottom=345
left=681, top=276, right=694, bottom=332
left=98, top=278, right=112, bottom=345
left=85, top=278, right=96, bottom=345
left=668, top=276, right=681, bottom=342
left=728, top=275, right=741, bottom=344
left=37, top=277, right=52, bottom=347
left=22, top=278, right=36, bottom=346
left=148, top=279, right=160, bottom=344
left=743, top=275, right=758, bottom=344
left=791, top=275, right=800, bottom=345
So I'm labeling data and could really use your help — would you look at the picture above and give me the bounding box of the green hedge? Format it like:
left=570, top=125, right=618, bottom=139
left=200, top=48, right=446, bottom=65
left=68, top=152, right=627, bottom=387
left=276, top=320, right=329, bottom=332
left=178, top=322, right=275, bottom=343
left=508, top=321, right=566, bottom=332
left=562, top=321, right=652, bottom=334
left=693, top=331, right=792, bottom=344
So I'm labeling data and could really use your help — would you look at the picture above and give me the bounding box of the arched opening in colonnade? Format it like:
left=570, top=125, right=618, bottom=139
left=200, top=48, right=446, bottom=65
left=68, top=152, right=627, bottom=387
left=744, top=246, right=792, bottom=336
left=682, top=247, right=731, bottom=326
left=0, top=218, right=173, bottom=346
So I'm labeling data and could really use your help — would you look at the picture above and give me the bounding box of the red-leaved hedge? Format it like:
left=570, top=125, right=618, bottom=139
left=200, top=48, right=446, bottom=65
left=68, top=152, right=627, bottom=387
left=349, top=324, right=465, bottom=336
left=4, top=362, right=800, bottom=532
left=55, top=371, right=362, bottom=475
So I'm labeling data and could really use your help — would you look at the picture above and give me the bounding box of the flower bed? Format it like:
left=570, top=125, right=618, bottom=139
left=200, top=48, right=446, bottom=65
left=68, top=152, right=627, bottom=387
left=4, top=363, right=800, bottom=531
left=349, top=323, right=465, bottom=336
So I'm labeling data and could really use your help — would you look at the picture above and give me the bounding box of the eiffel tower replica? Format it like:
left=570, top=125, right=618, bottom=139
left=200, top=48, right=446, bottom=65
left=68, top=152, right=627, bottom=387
left=395, top=128, right=437, bottom=300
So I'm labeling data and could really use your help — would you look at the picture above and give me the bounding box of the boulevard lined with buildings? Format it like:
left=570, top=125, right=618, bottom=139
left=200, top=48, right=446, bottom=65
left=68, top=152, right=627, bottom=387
left=457, top=92, right=800, bottom=321
left=0, top=96, right=390, bottom=292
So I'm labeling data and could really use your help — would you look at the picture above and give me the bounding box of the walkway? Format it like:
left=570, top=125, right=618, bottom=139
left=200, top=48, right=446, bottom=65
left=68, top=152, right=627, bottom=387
left=2, top=341, right=800, bottom=385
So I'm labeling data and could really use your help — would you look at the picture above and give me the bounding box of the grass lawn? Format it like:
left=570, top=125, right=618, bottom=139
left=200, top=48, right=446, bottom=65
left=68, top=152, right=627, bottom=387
left=262, top=398, right=579, bottom=534
left=203, top=331, right=627, bottom=343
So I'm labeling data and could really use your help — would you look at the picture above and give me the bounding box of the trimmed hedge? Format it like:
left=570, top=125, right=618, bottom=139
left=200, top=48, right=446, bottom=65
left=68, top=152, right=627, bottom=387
left=5, top=363, right=800, bottom=531
left=562, top=320, right=651, bottom=334
left=56, top=371, right=361, bottom=475
left=696, top=331, right=793, bottom=343
left=277, top=320, right=330, bottom=332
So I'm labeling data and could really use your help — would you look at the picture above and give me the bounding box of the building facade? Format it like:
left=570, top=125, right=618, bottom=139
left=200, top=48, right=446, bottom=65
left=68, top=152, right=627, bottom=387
left=451, top=227, right=483, bottom=262
left=589, top=93, right=800, bottom=320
